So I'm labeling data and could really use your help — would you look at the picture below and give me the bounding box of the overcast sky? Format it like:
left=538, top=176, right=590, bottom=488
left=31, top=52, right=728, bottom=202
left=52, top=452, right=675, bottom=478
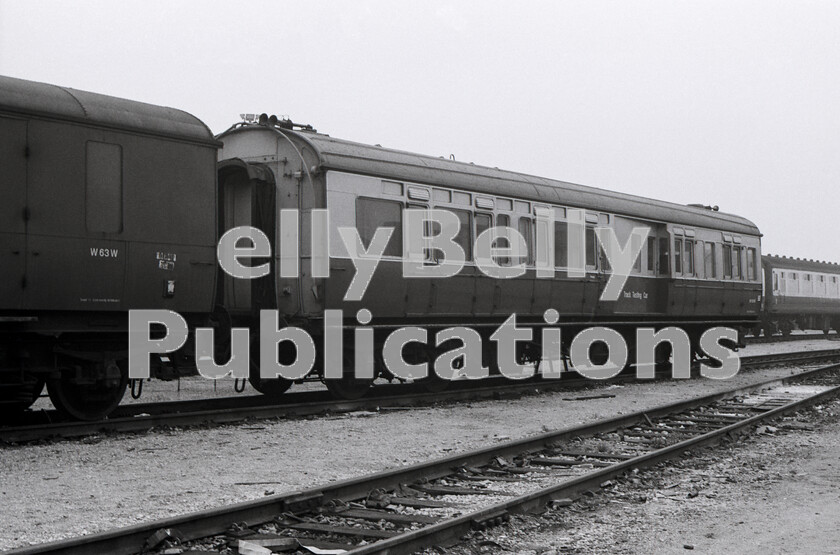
left=2, top=1, right=838, bottom=261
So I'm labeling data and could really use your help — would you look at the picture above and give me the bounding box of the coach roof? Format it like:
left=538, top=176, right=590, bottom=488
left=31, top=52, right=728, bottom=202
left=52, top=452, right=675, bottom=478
left=262, top=126, right=760, bottom=236
left=0, top=75, right=217, bottom=146
left=763, top=255, right=840, bottom=273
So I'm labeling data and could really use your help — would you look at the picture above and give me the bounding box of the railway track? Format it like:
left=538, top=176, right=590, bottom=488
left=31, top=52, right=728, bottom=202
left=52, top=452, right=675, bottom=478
left=744, top=331, right=838, bottom=344
left=2, top=348, right=840, bottom=444
left=7, top=358, right=840, bottom=554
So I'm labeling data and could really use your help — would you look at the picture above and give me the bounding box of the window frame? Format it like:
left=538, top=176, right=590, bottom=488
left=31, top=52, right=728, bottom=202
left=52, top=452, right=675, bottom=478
left=646, top=236, right=656, bottom=274
left=518, top=216, right=534, bottom=266
left=674, top=237, right=683, bottom=275
left=554, top=220, right=569, bottom=269
left=722, top=244, right=733, bottom=278
left=448, top=207, right=473, bottom=262
left=355, top=196, right=404, bottom=258
left=746, top=247, right=757, bottom=281
left=704, top=242, right=716, bottom=279
left=684, top=238, right=694, bottom=276
left=658, top=237, right=670, bottom=276
left=495, top=213, right=512, bottom=267
left=585, top=225, right=598, bottom=271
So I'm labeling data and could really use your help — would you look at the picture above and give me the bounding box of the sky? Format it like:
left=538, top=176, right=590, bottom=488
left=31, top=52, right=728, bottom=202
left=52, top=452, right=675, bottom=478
left=1, top=0, right=838, bottom=262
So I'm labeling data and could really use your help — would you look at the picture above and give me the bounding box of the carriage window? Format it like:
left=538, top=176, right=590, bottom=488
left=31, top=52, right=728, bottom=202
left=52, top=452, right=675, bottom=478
left=475, top=213, right=491, bottom=238
left=475, top=213, right=492, bottom=262
left=518, top=217, right=533, bottom=265
left=733, top=247, right=742, bottom=279
left=658, top=237, right=669, bottom=275
left=356, top=198, right=402, bottom=257
left=674, top=238, right=683, bottom=274
left=453, top=192, right=471, bottom=205
left=554, top=221, right=568, bottom=267
left=773, top=273, right=779, bottom=291
left=408, top=203, right=434, bottom=262
left=704, top=243, right=716, bottom=278
left=515, top=201, right=530, bottom=214
left=746, top=248, right=757, bottom=280
left=599, top=237, right=611, bottom=272
left=451, top=209, right=472, bottom=261
left=382, top=180, right=403, bottom=195
left=722, top=244, right=733, bottom=278
left=684, top=239, right=694, bottom=275
left=647, top=236, right=656, bottom=273
left=634, top=239, right=643, bottom=272
left=496, top=214, right=511, bottom=266
left=86, top=141, right=123, bottom=233
left=585, top=226, right=597, bottom=269
left=694, top=241, right=704, bottom=278
left=434, top=189, right=451, bottom=202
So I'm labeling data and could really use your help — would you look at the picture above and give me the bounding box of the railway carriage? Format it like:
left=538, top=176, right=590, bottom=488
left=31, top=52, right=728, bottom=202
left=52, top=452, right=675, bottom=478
left=0, top=75, right=219, bottom=419
left=216, top=116, right=763, bottom=398
left=760, top=255, right=840, bottom=336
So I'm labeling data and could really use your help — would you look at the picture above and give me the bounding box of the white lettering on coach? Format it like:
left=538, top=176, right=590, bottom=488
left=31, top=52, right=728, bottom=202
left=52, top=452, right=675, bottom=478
left=90, top=247, right=119, bottom=257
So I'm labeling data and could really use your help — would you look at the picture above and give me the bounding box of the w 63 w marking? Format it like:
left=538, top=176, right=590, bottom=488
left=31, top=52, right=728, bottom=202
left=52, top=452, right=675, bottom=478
left=90, top=247, right=119, bottom=257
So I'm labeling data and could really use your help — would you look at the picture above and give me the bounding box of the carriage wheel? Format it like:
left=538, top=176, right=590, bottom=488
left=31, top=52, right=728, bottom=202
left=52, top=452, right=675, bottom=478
left=247, top=371, right=293, bottom=396
left=324, top=348, right=373, bottom=400
left=779, top=321, right=792, bottom=337
left=247, top=337, right=293, bottom=397
left=47, top=361, right=128, bottom=421
left=413, top=345, right=449, bottom=393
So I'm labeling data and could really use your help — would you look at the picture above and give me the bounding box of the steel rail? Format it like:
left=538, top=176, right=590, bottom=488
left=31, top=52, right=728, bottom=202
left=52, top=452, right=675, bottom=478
left=2, top=348, right=839, bottom=444
left=7, top=362, right=840, bottom=555
left=745, top=332, right=838, bottom=344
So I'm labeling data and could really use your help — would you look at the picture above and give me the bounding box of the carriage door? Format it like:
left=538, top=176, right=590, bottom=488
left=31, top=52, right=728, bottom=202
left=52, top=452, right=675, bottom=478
left=594, top=215, right=612, bottom=316
left=652, top=227, right=671, bottom=314
left=681, top=230, right=698, bottom=313
left=581, top=214, right=601, bottom=313
left=670, top=228, right=697, bottom=315
left=217, top=160, right=276, bottom=314
left=0, top=116, right=28, bottom=309
left=24, top=121, right=128, bottom=311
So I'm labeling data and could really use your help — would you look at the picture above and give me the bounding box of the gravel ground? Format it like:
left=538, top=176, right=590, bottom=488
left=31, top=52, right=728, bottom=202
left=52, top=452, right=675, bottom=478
left=0, top=338, right=837, bottom=551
